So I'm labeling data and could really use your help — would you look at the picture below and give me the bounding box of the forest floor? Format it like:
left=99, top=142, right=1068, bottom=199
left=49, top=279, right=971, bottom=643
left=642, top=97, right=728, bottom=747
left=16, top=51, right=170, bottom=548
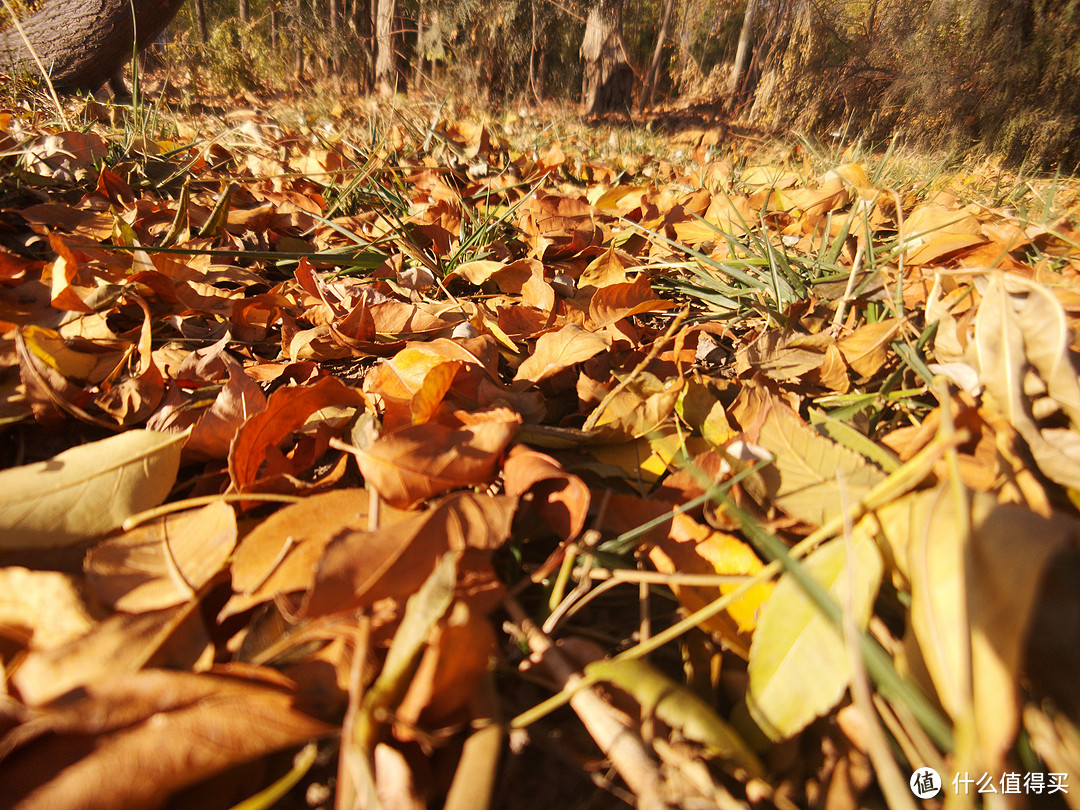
left=1, top=73, right=1080, bottom=810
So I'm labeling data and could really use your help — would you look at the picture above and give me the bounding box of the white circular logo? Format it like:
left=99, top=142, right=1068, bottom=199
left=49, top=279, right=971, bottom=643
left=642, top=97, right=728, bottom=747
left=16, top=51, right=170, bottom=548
left=910, top=767, right=942, bottom=799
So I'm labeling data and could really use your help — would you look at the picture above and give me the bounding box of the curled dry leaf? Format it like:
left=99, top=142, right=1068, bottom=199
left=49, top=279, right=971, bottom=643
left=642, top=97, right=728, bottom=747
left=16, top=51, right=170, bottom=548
left=229, top=375, right=364, bottom=493
left=503, top=445, right=590, bottom=540
left=347, top=407, right=520, bottom=509
left=0, top=667, right=334, bottom=810
left=85, top=501, right=237, bottom=613
left=0, top=430, right=184, bottom=549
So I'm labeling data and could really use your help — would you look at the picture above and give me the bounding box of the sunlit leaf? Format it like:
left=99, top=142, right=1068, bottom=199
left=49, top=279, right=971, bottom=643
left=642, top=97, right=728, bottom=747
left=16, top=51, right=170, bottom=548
left=0, top=430, right=184, bottom=549
left=747, top=532, right=883, bottom=741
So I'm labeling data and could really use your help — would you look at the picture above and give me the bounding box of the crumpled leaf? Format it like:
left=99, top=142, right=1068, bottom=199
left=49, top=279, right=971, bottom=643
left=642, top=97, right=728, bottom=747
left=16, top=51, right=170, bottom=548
left=229, top=375, right=363, bottom=493
left=0, top=430, right=185, bottom=549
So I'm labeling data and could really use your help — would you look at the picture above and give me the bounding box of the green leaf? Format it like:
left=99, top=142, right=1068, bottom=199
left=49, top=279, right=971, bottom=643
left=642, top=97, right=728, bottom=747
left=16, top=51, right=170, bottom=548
left=0, top=430, right=184, bottom=549
left=747, top=532, right=883, bottom=741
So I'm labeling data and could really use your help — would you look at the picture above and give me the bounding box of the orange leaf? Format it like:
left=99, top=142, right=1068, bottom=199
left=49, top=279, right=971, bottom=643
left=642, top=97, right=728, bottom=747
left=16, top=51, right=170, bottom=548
left=347, top=407, right=520, bottom=508
left=503, top=445, right=591, bottom=539
left=513, top=324, right=611, bottom=383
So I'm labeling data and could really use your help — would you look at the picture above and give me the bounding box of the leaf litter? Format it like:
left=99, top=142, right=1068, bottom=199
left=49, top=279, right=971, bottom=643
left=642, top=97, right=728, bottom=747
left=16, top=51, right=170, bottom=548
left=0, top=90, right=1079, bottom=810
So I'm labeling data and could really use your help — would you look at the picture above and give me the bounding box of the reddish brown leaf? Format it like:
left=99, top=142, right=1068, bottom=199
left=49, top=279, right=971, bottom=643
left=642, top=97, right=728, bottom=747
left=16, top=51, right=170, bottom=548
left=229, top=375, right=364, bottom=492
left=347, top=407, right=520, bottom=508
left=0, top=668, right=334, bottom=810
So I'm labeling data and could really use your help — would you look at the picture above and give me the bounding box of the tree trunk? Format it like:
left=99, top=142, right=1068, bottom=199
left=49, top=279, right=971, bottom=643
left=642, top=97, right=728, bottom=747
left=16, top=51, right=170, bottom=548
left=328, top=0, right=341, bottom=76
left=413, top=0, right=425, bottom=84
left=192, top=0, right=209, bottom=44
left=0, top=0, right=186, bottom=92
left=239, top=0, right=250, bottom=25
left=727, top=0, right=758, bottom=97
left=638, top=0, right=676, bottom=110
left=375, top=0, right=396, bottom=95
left=580, top=0, right=633, bottom=116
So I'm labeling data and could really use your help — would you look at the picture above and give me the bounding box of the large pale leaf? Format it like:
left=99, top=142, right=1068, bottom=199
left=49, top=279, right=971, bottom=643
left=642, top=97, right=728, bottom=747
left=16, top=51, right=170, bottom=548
left=747, top=533, right=883, bottom=741
left=735, top=389, right=885, bottom=526
left=0, top=430, right=184, bottom=549
left=967, top=501, right=1076, bottom=768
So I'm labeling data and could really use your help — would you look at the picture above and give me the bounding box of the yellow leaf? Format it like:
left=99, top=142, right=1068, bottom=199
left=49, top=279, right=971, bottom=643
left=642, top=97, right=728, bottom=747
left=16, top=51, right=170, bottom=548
left=747, top=533, right=883, bottom=741
left=0, top=430, right=184, bottom=549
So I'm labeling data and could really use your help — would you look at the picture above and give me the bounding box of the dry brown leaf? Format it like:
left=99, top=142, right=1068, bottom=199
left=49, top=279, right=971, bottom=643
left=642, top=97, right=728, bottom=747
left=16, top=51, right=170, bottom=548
left=85, top=502, right=237, bottom=613
left=221, top=488, right=401, bottom=620
left=10, top=603, right=201, bottom=705
left=0, top=567, right=95, bottom=650
left=304, top=492, right=516, bottom=617
left=348, top=408, right=520, bottom=508
left=513, top=324, right=611, bottom=383
left=0, top=667, right=334, bottom=810
left=503, top=445, right=591, bottom=540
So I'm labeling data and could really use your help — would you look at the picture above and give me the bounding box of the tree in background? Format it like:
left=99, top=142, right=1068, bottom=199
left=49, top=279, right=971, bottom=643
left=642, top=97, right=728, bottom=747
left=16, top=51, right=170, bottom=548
left=0, top=0, right=185, bottom=92
left=580, top=0, right=633, bottom=115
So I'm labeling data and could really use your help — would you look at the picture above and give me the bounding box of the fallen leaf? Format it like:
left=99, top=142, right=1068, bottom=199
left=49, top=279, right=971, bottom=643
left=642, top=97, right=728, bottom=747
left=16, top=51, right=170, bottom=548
left=0, top=667, right=334, bottom=810
left=514, top=324, right=611, bottom=383
left=502, top=445, right=591, bottom=540
left=0, top=430, right=185, bottom=549
left=348, top=408, right=520, bottom=508
left=85, top=502, right=237, bottom=612
left=305, top=492, right=515, bottom=617
left=747, top=532, right=883, bottom=741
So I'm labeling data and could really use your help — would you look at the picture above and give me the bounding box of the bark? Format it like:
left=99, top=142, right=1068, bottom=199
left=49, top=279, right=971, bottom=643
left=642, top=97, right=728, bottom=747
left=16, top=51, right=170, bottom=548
left=192, top=0, right=209, bottom=44
left=329, top=0, right=341, bottom=76
left=727, top=0, right=758, bottom=97
left=239, top=0, right=250, bottom=25
left=638, top=0, right=676, bottom=110
left=0, top=0, right=186, bottom=92
left=580, top=0, right=633, bottom=116
left=375, top=0, right=396, bottom=95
